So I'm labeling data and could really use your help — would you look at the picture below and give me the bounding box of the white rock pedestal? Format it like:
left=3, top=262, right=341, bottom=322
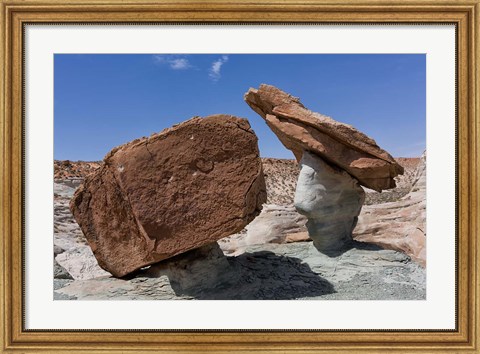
left=294, top=151, right=365, bottom=254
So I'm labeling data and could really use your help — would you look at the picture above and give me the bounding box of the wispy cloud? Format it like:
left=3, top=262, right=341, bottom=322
left=153, top=54, right=230, bottom=81
left=209, top=55, right=229, bottom=81
left=153, top=55, right=192, bottom=70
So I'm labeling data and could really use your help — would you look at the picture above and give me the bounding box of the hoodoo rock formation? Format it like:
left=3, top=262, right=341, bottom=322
left=70, top=115, right=266, bottom=277
left=245, top=84, right=403, bottom=253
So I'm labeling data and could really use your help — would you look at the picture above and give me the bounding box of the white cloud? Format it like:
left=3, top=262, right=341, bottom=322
left=209, top=55, right=229, bottom=81
left=153, top=55, right=191, bottom=70
left=169, top=58, right=190, bottom=70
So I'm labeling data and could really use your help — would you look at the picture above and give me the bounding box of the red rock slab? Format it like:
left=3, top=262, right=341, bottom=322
left=244, top=84, right=404, bottom=192
left=70, top=115, right=266, bottom=277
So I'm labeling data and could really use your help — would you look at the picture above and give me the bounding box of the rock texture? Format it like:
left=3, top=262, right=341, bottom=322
left=54, top=241, right=425, bottom=300
left=354, top=152, right=426, bottom=265
left=246, top=204, right=307, bottom=245
left=70, top=115, right=266, bottom=277
left=245, top=84, right=403, bottom=191
left=218, top=204, right=308, bottom=254
left=56, top=246, right=111, bottom=280
left=54, top=160, right=101, bottom=184
left=295, top=151, right=365, bottom=253
left=54, top=260, right=74, bottom=280
left=244, top=204, right=307, bottom=245
left=262, top=158, right=299, bottom=205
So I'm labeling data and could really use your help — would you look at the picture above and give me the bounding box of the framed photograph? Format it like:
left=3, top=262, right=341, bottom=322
left=1, top=0, right=479, bottom=352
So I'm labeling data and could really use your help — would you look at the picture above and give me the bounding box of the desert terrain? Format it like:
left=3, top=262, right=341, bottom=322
left=54, top=156, right=425, bottom=300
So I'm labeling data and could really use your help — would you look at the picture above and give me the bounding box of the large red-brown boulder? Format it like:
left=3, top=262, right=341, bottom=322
left=70, top=115, right=266, bottom=277
left=244, top=84, right=403, bottom=191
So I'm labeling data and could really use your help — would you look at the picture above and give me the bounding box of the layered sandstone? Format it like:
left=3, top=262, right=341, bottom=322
left=245, top=84, right=403, bottom=191
left=354, top=152, right=426, bottom=265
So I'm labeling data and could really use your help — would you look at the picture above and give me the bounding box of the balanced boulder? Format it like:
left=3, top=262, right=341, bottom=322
left=244, top=84, right=403, bottom=191
left=70, top=115, right=267, bottom=277
left=245, top=84, right=404, bottom=253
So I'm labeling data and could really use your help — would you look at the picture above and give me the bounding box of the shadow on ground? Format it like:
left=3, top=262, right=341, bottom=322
left=315, top=239, right=384, bottom=257
left=143, top=247, right=335, bottom=300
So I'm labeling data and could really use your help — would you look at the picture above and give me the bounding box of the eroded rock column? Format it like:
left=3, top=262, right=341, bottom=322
left=294, top=151, right=365, bottom=254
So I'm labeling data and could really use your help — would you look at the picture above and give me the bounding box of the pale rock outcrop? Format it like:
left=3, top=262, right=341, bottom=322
left=54, top=259, right=74, bottom=280
left=244, top=204, right=307, bottom=245
left=285, top=232, right=311, bottom=243
left=354, top=152, right=426, bottom=265
left=244, top=84, right=403, bottom=191
left=55, top=246, right=111, bottom=280
left=70, top=115, right=266, bottom=277
left=294, top=151, right=365, bottom=253
left=218, top=204, right=308, bottom=255
left=54, top=245, right=65, bottom=257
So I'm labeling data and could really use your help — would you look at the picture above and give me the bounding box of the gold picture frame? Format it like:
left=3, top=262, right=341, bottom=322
left=1, top=0, right=479, bottom=352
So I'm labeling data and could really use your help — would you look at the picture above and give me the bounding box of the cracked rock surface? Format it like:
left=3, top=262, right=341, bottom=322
left=69, top=115, right=266, bottom=277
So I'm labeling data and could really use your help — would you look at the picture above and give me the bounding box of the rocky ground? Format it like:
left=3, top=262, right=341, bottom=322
left=54, top=160, right=101, bottom=187
left=53, top=156, right=425, bottom=301
left=55, top=242, right=424, bottom=300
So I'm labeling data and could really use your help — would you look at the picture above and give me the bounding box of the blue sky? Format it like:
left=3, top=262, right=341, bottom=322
left=54, top=54, right=425, bottom=161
